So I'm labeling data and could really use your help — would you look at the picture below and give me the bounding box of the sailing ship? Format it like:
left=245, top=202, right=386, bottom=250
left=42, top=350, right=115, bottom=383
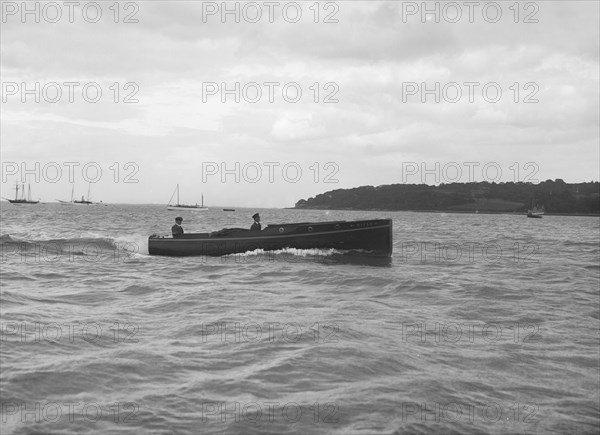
left=167, top=184, right=208, bottom=211
left=4, top=182, right=39, bottom=204
left=57, top=183, right=95, bottom=205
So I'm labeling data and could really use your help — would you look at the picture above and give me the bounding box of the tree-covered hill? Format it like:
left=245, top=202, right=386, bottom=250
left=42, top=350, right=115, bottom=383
left=294, top=180, right=600, bottom=214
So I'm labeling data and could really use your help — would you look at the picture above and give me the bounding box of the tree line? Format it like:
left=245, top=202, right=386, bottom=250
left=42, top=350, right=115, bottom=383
left=295, top=180, right=600, bottom=214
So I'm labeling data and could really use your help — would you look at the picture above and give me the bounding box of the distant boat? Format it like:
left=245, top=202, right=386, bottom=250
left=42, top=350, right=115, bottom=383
left=527, top=207, right=544, bottom=218
left=223, top=208, right=236, bottom=212
left=167, top=184, right=208, bottom=211
left=4, top=182, right=39, bottom=204
left=57, top=183, right=96, bottom=205
left=527, top=193, right=544, bottom=218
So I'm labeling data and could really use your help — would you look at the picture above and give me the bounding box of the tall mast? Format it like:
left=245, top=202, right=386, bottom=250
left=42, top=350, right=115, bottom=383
left=21, top=183, right=25, bottom=200
left=201, top=194, right=204, bottom=207
left=87, top=182, right=91, bottom=201
left=177, top=184, right=180, bottom=205
left=14, top=182, right=19, bottom=200
left=71, top=183, right=74, bottom=202
left=28, top=184, right=31, bottom=201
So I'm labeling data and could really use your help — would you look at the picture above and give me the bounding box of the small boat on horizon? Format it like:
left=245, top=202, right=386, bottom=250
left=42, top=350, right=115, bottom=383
left=4, top=182, right=39, bottom=205
left=526, top=193, right=545, bottom=218
left=527, top=207, right=544, bottom=218
left=223, top=208, right=236, bottom=212
left=57, top=182, right=97, bottom=205
left=148, top=219, right=393, bottom=257
left=167, top=184, right=208, bottom=211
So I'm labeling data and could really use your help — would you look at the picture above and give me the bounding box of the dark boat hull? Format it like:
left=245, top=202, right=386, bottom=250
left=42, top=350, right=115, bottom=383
left=8, top=199, right=39, bottom=204
left=148, top=219, right=393, bottom=257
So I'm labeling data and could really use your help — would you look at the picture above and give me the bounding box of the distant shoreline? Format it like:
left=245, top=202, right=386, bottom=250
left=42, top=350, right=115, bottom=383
left=293, top=180, right=600, bottom=216
left=289, top=207, right=600, bottom=217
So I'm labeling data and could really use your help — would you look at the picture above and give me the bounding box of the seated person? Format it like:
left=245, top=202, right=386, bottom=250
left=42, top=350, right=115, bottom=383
left=250, top=213, right=261, bottom=231
left=172, top=217, right=184, bottom=237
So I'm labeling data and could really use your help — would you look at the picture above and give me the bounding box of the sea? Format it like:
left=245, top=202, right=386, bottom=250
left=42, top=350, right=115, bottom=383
left=0, top=204, right=598, bottom=435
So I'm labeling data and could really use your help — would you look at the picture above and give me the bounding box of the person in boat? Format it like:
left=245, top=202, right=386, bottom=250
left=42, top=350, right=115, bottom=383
left=250, top=213, right=261, bottom=231
left=172, top=217, right=184, bottom=237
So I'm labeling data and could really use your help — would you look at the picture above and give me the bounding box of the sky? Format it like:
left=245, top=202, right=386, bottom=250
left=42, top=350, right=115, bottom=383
left=1, top=0, right=599, bottom=207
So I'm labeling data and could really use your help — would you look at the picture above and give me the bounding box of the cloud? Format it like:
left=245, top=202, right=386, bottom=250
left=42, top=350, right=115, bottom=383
left=1, top=1, right=598, bottom=206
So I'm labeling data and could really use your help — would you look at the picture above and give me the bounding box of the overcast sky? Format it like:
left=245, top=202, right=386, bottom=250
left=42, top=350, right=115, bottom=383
left=1, top=1, right=598, bottom=207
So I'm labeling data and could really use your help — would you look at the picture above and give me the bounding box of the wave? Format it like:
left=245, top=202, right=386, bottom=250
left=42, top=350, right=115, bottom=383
left=217, top=247, right=392, bottom=266
left=0, top=234, right=141, bottom=259
left=224, top=247, right=341, bottom=257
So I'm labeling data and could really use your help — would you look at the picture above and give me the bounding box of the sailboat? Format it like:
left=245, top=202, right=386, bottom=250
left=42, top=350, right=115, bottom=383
left=527, top=206, right=545, bottom=218
left=4, top=182, right=40, bottom=204
left=74, top=182, right=93, bottom=204
left=527, top=192, right=544, bottom=218
left=167, top=184, right=208, bottom=211
left=57, top=184, right=75, bottom=205
left=57, top=183, right=95, bottom=205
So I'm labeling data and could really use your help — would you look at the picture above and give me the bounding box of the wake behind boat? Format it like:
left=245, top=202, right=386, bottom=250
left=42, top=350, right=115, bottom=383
left=167, top=184, right=208, bottom=211
left=148, top=219, right=393, bottom=257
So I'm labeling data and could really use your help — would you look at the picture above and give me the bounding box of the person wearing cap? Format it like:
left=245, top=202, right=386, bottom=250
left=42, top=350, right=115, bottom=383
left=172, top=217, right=184, bottom=237
left=250, top=213, right=261, bottom=231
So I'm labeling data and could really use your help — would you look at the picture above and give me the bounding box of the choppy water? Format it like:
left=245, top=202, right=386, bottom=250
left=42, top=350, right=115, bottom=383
left=1, top=204, right=598, bottom=434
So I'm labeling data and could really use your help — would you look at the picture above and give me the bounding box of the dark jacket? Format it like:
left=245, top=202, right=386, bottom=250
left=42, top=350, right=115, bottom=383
left=250, top=222, right=261, bottom=231
left=172, top=224, right=184, bottom=237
